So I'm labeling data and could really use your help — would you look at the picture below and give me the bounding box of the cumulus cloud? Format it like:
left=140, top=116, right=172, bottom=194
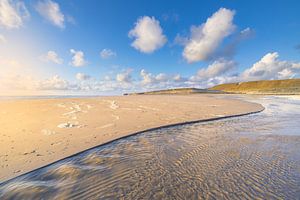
left=35, top=0, right=64, bottom=28
left=100, top=48, right=116, bottom=59
left=195, top=59, right=236, bottom=81
left=140, top=69, right=155, bottom=85
left=76, top=73, right=91, bottom=81
left=277, top=68, right=295, bottom=79
left=173, top=74, right=187, bottom=82
left=0, top=0, right=29, bottom=29
left=2, top=52, right=298, bottom=94
left=0, top=73, right=130, bottom=94
left=40, top=50, right=63, bottom=64
left=241, top=52, right=300, bottom=81
left=186, top=59, right=237, bottom=89
left=0, top=34, right=6, bottom=43
left=140, top=69, right=187, bottom=89
left=182, top=8, right=235, bottom=63
left=104, top=75, right=111, bottom=81
left=155, top=73, right=168, bottom=82
left=70, top=49, right=87, bottom=67
left=129, top=16, right=167, bottom=53
left=189, top=52, right=300, bottom=89
left=116, top=69, right=132, bottom=84
left=38, top=75, right=70, bottom=90
left=140, top=69, right=178, bottom=86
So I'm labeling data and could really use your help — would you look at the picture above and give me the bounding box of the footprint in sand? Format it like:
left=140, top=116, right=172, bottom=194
left=57, top=122, right=78, bottom=128
left=138, top=105, right=159, bottom=111
left=41, top=129, right=57, bottom=135
left=112, top=114, right=120, bottom=120
left=110, top=100, right=119, bottom=110
left=99, top=123, right=114, bottom=129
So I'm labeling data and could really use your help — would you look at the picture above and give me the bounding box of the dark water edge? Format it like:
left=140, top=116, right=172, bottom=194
left=1, top=95, right=300, bottom=199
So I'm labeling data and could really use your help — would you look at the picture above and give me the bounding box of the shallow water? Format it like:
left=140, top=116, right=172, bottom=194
left=1, top=95, right=300, bottom=199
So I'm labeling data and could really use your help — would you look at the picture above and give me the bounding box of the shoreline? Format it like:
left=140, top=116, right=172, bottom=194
left=0, top=94, right=264, bottom=182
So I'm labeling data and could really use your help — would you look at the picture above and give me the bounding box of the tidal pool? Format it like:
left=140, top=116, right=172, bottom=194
left=1, top=96, right=300, bottom=199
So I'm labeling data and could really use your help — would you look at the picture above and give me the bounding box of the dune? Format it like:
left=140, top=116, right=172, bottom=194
left=125, top=88, right=223, bottom=95
left=209, top=78, right=300, bottom=95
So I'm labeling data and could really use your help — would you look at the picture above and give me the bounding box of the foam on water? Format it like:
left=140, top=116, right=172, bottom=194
left=1, top=96, right=300, bottom=199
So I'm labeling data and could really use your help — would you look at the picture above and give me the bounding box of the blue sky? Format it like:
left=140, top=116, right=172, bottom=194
left=0, top=0, right=300, bottom=95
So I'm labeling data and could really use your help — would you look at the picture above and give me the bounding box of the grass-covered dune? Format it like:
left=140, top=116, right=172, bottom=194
left=125, top=79, right=300, bottom=95
left=209, top=79, right=300, bottom=95
left=125, top=88, right=224, bottom=95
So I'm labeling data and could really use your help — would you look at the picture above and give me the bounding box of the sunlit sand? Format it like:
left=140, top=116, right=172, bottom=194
left=0, top=94, right=263, bottom=181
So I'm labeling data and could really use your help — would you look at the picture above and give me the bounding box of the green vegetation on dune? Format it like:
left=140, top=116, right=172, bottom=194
left=125, top=79, right=300, bottom=95
left=125, top=88, right=223, bottom=95
left=209, top=79, right=300, bottom=94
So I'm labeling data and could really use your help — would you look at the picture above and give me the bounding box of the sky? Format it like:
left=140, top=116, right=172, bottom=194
left=0, top=0, right=300, bottom=95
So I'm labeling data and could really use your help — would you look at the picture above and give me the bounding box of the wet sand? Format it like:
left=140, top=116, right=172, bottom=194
left=0, top=95, right=263, bottom=182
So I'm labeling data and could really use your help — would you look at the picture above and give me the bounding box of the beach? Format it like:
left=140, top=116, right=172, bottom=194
left=0, top=95, right=263, bottom=182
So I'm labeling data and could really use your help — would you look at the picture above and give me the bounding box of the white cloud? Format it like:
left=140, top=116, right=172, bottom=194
left=76, top=73, right=91, bottom=81
left=195, top=59, right=236, bottom=80
left=140, top=69, right=155, bottom=85
left=104, top=75, right=111, bottom=81
left=241, top=52, right=300, bottom=81
left=186, top=59, right=237, bottom=89
left=188, top=52, right=300, bottom=89
left=140, top=70, right=170, bottom=85
left=240, top=27, right=252, bottom=36
left=35, top=0, right=64, bottom=28
left=100, top=48, right=116, bottom=59
left=116, top=69, right=132, bottom=83
left=140, top=69, right=187, bottom=88
left=0, top=73, right=133, bottom=94
left=38, top=75, right=70, bottom=90
left=155, top=73, right=168, bottom=82
left=139, top=69, right=191, bottom=90
left=183, top=8, right=235, bottom=63
left=278, top=68, right=295, bottom=79
left=129, top=16, right=167, bottom=53
left=40, top=50, right=63, bottom=64
left=173, top=74, right=187, bottom=82
left=2, top=52, right=298, bottom=94
left=0, top=34, right=6, bottom=43
left=70, top=49, right=87, bottom=67
left=0, top=0, right=29, bottom=29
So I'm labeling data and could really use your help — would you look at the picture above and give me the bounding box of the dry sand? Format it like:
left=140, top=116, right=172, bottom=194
left=0, top=95, right=263, bottom=182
